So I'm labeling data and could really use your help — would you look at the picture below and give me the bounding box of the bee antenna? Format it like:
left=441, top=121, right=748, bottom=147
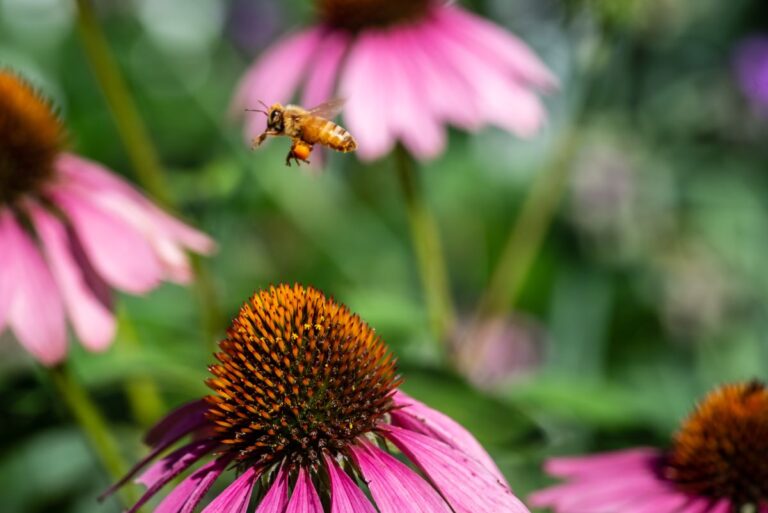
left=245, top=108, right=269, bottom=116
left=257, top=100, right=270, bottom=110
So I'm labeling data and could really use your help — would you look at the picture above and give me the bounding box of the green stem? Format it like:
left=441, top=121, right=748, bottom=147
left=476, top=129, right=581, bottom=317
left=74, top=0, right=170, bottom=206
left=192, top=254, right=225, bottom=353
left=48, top=364, right=136, bottom=507
left=394, top=147, right=456, bottom=346
left=117, top=309, right=167, bottom=428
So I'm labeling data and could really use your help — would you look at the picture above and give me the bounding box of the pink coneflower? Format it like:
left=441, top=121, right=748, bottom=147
left=0, top=70, right=214, bottom=366
left=233, top=0, right=556, bottom=161
left=530, top=381, right=768, bottom=513
left=106, top=284, right=527, bottom=513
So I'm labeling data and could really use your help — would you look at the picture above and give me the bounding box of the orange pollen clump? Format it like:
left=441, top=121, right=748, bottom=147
left=0, top=71, right=63, bottom=205
left=664, top=381, right=768, bottom=506
left=317, top=0, right=432, bottom=31
left=205, top=284, right=401, bottom=469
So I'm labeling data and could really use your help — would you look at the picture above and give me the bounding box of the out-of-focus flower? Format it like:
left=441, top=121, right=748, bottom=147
left=530, top=381, right=768, bottom=513
left=0, top=70, right=214, bottom=366
left=734, top=36, right=768, bottom=114
left=452, top=314, right=545, bottom=390
left=226, top=0, right=284, bottom=53
left=233, top=0, right=556, bottom=162
left=106, top=284, right=527, bottom=513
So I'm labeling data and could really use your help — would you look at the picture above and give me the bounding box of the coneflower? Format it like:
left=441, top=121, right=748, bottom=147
left=0, top=70, right=214, bottom=365
left=106, top=284, right=528, bottom=513
left=233, top=0, right=556, bottom=161
left=530, top=381, right=768, bottom=513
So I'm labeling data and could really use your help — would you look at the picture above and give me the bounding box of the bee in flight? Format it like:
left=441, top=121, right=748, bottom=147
left=248, top=99, right=357, bottom=166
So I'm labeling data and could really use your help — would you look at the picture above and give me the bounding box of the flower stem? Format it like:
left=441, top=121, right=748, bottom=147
left=394, top=147, right=456, bottom=346
left=74, top=0, right=170, bottom=207
left=476, top=129, right=581, bottom=317
left=117, top=308, right=167, bottom=428
left=48, top=364, right=136, bottom=507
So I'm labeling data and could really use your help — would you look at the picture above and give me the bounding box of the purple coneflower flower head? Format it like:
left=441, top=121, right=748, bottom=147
left=233, top=0, right=556, bottom=162
left=0, top=70, right=214, bottom=366
left=107, top=284, right=527, bottom=513
left=734, top=35, right=768, bottom=114
left=530, top=381, right=768, bottom=513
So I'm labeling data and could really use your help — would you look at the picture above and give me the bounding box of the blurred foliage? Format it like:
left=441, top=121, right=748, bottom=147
left=1, top=0, right=768, bottom=511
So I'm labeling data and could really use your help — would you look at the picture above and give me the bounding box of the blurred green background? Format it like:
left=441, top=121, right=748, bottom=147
left=2, top=0, right=768, bottom=511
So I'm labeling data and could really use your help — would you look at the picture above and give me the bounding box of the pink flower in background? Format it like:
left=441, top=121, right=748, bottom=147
left=106, top=285, right=526, bottom=513
left=734, top=35, right=768, bottom=113
left=0, top=70, right=214, bottom=366
left=530, top=382, right=768, bottom=513
left=233, top=0, right=556, bottom=162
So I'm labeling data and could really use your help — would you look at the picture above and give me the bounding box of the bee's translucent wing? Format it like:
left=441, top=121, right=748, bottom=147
left=307, top=98, right=346, bottom=120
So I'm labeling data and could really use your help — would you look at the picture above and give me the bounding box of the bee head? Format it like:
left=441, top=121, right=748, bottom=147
left=267, top=104, right=285, bottom=133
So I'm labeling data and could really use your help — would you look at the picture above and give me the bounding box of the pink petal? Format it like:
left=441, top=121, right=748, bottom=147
left=156, top=456, right=229, bottom=513
left=0, top=210, right=67, bottom=365
left=678, top=498, right=716, bottom=513
left=28, top=203, right=115, bottom=352
left=57, top=154, right=215, bottom=284
left=101, top=401, right=210, bottom=501
left=391, top=390, right=504, bottom=481
left=543, top=448, right=661, bottom=478
left=0, top=207, right=14, bottom=330
left=437, top=6, right=557, bottom=90
left=427, top=17, right=546, bottom=138
left=381, top=26, right=446, bottom=160
left=324, top=454, right=377, bottom=513
left=382, top=425, right=528, bottom=513
left=340, top=30, right=397, bottom=160
left=233, top=28, right=324, bottom=138
left=128, top=439, right=216, bottom=513
left=349, top=441, right=451, bottom=513
left=619, top=492, right=690, bottom=513
left=51, top=187, right=163, bottom=294
left=285, top=467, right=323, bottom=513
left=254, top=466, right=290, bottom=513
left=301, top=31, right=350, bottom=109
left=709, top=500, right=733, bottom=513
left=202, top=465, right=260, bottom=513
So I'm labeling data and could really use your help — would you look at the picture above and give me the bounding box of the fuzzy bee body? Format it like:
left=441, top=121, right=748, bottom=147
left=251, top=100, right=357, bottom=166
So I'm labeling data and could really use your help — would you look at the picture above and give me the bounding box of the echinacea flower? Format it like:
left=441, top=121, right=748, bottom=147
left=0, top=70, right=214, bottom=365
left=106, top=284, right=527, bottom=513
left=734, top=35, right=768, bottom=114
left=233, top=0, right=556, bottom=161
left=530, top=381, right=768, bottom=513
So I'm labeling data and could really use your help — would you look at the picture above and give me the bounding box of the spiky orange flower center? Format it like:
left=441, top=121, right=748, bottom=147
left=665, top=381, right=768, bottom=506
left=206, top=284, right=400, bottom=469
left=317, top=0, right=432, bottom=31
left=0, top=71, right=63, bottom=205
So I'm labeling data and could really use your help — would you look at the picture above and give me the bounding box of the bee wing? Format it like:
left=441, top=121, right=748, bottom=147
left=307, top=98, right=346, bottom=120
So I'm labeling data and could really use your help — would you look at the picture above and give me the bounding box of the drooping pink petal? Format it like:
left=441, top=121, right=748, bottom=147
left=156, top=456, right=230, bottom=513
left=324, top=454, right=377, bottom=513
left=128, top=439, right=217, bottom=513
left=542, top=448, right=661, bottom=478
left=0, top=209, right=67, bottom=365
left=678, top=498, right=717, bottom=513
left=51, top=187, right=163, bottom=294
left=397, top=19, right=483, bottom=131
left=234, top=28, right=324, bottom=138
left=254, top=466, right=290, bottom=513
left=437, top=6, right=557, bottom=90
left=201, top=465, right=260, bottom=513
left=427, top=17, right=546, bottom=138
left=28, top=203, right=115, bottom=352
left=57, top=154, right=215, bottom=284
left=709, top=500, right=733, bottom=513
left=380, top=25, right=446, bottom=160
left=382, top=425, right=529, bottom=513
left=528, top=465, right=671, bottom=512
left=101, top=401, right=210, bottom=501
left=349, top=441, right=451, bottom=513
left=618, top=492, right=691, bottom=513
left=301, top=31, right=350, bottom=109
left=391, top=390, right=504, bottom=481
left=340, top=30, right=397, bottom=160
left=286, top=467, right=323, bottom=513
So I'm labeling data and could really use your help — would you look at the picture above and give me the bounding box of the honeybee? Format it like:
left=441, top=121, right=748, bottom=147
left=248, top=99, right=357, bottom=166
